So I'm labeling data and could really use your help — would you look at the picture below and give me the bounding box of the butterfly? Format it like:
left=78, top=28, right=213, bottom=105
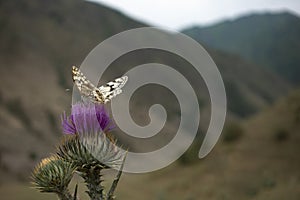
left=72, top=66, right=128, bottom=104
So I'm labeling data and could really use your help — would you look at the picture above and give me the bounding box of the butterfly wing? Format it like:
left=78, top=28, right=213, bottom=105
left=72, top=66, right=98, bottom=102
left=72, top=66, right=128, bottom=104
left=98, top=76, right=128, bottom=103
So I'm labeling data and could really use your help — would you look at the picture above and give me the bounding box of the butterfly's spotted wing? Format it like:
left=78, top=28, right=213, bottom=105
left=72, top=66, right=128, bottom=104
left=98, top=76, right=128, bottom=103
left=72, top=66, right=98, bottom=102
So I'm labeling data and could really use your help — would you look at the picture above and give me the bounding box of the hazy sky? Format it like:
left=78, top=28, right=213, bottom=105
left=89, top=0, right=300, bottom=30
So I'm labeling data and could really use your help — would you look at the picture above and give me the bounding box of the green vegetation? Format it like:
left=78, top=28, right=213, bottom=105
left=0, top=0, right=299, bottom=199
left=28, top=151, right=38, bottom=161
left=45, top=109, right=60, bottom=136
left=222, top=121, right=244, bottom=143
left=5, top=98, right=32, bottom=129
left=178, top=139, right=201, bottom=165
left=0, top=90, right=2, bottom=104
left=183, top=12, right=300, bottom=84
left=274, top=128, right=289, bottom=142
left=225, top=80, right=257, bottom=117
left=262, top=177, right=276, bottom=189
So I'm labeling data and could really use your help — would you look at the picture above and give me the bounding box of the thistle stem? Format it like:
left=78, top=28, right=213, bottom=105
left=57, top=189, right=73, bottom=200
left=81, top=166, right=104, bottom=200
left=106, top=155, right=126, bottom=200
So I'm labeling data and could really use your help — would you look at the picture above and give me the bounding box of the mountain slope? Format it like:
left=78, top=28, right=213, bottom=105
left=0, top=0, right=290, bottom=183
left=112, top=89, right=300, bottom=200
left=182, top=12, right=300, bottom=84
left=0, top=0, right=146, bottom=183
left=1, top=88, right=300, bottom=200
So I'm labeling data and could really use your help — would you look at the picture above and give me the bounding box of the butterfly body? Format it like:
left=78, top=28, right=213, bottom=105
left=72, top=66, right=128, bottom=104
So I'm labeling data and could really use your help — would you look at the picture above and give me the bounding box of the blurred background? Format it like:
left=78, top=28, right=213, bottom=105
left=0, top=0, right=300, bottom=199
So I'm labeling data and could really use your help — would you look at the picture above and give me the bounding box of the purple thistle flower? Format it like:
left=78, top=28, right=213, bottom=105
left=95, top=105, right=114, bottom=132
left=60, top=102, right=125, bottom=170
left=61, top=103, right=114, bottom=135
left=61, top=113, right=76, bottom=135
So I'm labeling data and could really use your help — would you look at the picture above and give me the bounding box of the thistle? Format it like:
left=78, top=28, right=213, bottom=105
left=31, top=156, right=76, bottom=200
left=32, top=102, right=126, bottom=200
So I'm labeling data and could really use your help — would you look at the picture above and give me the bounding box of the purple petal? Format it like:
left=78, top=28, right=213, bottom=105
left=95, top=104, right=114, bottom=131
left=61, top=103, right=114, bottom=136
left=61, top=112, right=76, bottom=135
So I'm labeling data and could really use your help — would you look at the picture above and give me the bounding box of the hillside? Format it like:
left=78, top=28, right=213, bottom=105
left=1, top=88, right=300, bottom=199
left=0, top=0, right=291, bottom=185
left=182, top=12, right=300, bottom=84
left=0, top=0, right=146, bottom=183
left=110, top=89, right=300, bottom=199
